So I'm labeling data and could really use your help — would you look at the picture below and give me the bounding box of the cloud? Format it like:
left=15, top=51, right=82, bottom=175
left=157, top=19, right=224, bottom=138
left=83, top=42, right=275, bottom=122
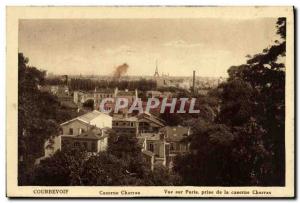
left=163, top=40, right=203, bottom=48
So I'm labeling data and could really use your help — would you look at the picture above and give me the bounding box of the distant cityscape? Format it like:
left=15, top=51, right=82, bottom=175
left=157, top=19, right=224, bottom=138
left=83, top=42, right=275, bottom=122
left=45, top=65, right=226, bottom=93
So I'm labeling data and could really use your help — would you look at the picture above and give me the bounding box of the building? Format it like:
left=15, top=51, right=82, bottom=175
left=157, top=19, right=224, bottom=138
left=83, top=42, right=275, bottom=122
left=146, top=90, right=162, bottom=98
left=137, top=112, right=165, bottom=133
left=112, top=115, right=139, bottom=136
left=73, top=89, right=114, bottom=109
left=60, top=110, right=112, bottom=136
left=40, top=85, right=70, bottom=96
left=160, top=126, right=191, bottom=154
left=146, top=90, right=173, bottom=99
left=153, top=62, right=171, bottom=87
left=138, top=132, right=171, bottom=171
left=138, top=126, right=192, bottom=170
left=114, top=88, right=138, bottom=105
left=61, top=127, right=109, bottom=154
left=160, top=126, right=191, bottom=168
left=73, top=88, right=138, bottom=112
left=35, top=110, right=112, bottom=164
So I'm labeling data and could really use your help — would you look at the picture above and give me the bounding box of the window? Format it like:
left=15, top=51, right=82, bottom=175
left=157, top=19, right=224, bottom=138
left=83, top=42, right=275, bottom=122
left=69, top=128, right=73, bottom=135
left=74, top=142, right=80, bottom=147
left=149, top=143, right=154, bottom=152
left=92, top=142, right=97, bottom=152
left=170, top=142, right=174, bottom=151
left=83, top=142, right=88, bottom=149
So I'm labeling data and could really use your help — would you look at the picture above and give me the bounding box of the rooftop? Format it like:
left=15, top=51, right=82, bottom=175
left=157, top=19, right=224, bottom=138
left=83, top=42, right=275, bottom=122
left=60, top=110, right=111, bottom=126
left=112, top=115, right=138, bottom=122
left=137, top=112, right=165, bottom=126
left=78, top=110, right=109, bottom=122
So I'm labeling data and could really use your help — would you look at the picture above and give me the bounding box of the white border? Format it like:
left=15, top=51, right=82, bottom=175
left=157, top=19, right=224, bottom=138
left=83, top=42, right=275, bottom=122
left=1, top=1, right=299, bottom=202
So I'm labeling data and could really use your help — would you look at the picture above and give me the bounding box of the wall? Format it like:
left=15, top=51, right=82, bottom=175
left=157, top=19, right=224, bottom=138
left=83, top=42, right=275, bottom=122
left=97, top=137, right=108, bottom=152
left=61, top=137, right=100, bottom=153
left=90, top=114, right=112, bottom=128
left=61, top=119, right=89, bottom=136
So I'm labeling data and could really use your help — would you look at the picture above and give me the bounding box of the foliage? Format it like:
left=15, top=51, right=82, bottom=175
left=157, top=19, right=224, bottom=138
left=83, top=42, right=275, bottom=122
left=221, top=18, right=286, bottom=185
left=82, top=99, right=94, bottom=110
left=18, top=53, right=80, bottom=185
left=107, top=132, right=156, bottom=184
left=107, top=132, right=182, bottom=185
left=174, top=18, right=286, bottom=186
left=33, top=147, right=86, bottom=186
left=174, top=122, right=234, bottom=185
left=33, top=145, right=181, bottom=186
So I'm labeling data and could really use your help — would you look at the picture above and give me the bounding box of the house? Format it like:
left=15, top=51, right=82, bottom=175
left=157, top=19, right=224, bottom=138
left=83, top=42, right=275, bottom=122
left=112, top=115, right=138, bottom=136
left=146, top=90, right=173, bottom=99
left=138, top=132, right=171, bottom=171
left=159, top=126, right=191, bottom=168
left=35, top=110, right=112, bottom=164
left=137, top=112, right=165, bottom=133
left=60, top=110, right=112, bottom=136
left=138, top=126, right=192, bottom=170
left=73, top=88, right=138, bottom=112
left=114, top=88, right=138, bottom=105
left=61, top=127, right=109, bottom=154
left=146, top=90, right=163, bottom=98
left=93, top=89, right=115, bottom=110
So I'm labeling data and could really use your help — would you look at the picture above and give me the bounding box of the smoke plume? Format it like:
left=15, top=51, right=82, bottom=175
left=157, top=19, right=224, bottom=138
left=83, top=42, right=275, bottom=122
left=113, top=63, right=129, bottom=79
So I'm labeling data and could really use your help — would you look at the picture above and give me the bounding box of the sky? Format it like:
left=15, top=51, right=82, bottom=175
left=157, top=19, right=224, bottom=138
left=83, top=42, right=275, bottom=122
left=19, top=18, right=278, bottom=77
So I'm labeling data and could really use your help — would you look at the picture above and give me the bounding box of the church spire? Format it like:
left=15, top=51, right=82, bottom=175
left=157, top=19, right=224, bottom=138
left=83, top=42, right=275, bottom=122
left=154, top=60, right=159, bottom=77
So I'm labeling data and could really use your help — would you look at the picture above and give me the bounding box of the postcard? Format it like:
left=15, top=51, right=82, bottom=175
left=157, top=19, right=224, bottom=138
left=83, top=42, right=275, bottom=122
left=6, top=6, right=294, bottom=198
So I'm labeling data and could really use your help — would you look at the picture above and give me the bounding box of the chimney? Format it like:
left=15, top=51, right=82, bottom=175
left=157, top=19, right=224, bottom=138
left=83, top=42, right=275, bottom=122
left=192, top=70, right=196, bottom=94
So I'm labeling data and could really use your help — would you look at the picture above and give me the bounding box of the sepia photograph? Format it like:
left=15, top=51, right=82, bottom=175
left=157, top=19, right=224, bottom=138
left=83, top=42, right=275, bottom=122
left=6, top=6, right=294, bottom=198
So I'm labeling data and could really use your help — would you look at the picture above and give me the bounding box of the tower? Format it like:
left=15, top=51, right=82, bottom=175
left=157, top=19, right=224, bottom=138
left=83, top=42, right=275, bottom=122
left=154, top=60, right=159, bottom=77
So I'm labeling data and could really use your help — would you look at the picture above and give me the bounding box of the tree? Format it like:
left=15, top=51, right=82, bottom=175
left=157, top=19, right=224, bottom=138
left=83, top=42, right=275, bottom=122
left=150, top=165, right=182, bottom=186
left=33, top=147, right=87, bottom=186
left=18, top=53, right=80, bottom=185
left=217, top=18, right=286, bottom=185
left=107, top=132, right=182, bottom=185
left=107, top=132, right=152, bottom=181
left=218, top=79, right=254, bottom=126
left=79, top=153, right=137, bottom=186
left=82, top=99, right=94, bottom=110
left=174, top=122, right=235, bottom=186
left=174, top=18, right=286, bottom=186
